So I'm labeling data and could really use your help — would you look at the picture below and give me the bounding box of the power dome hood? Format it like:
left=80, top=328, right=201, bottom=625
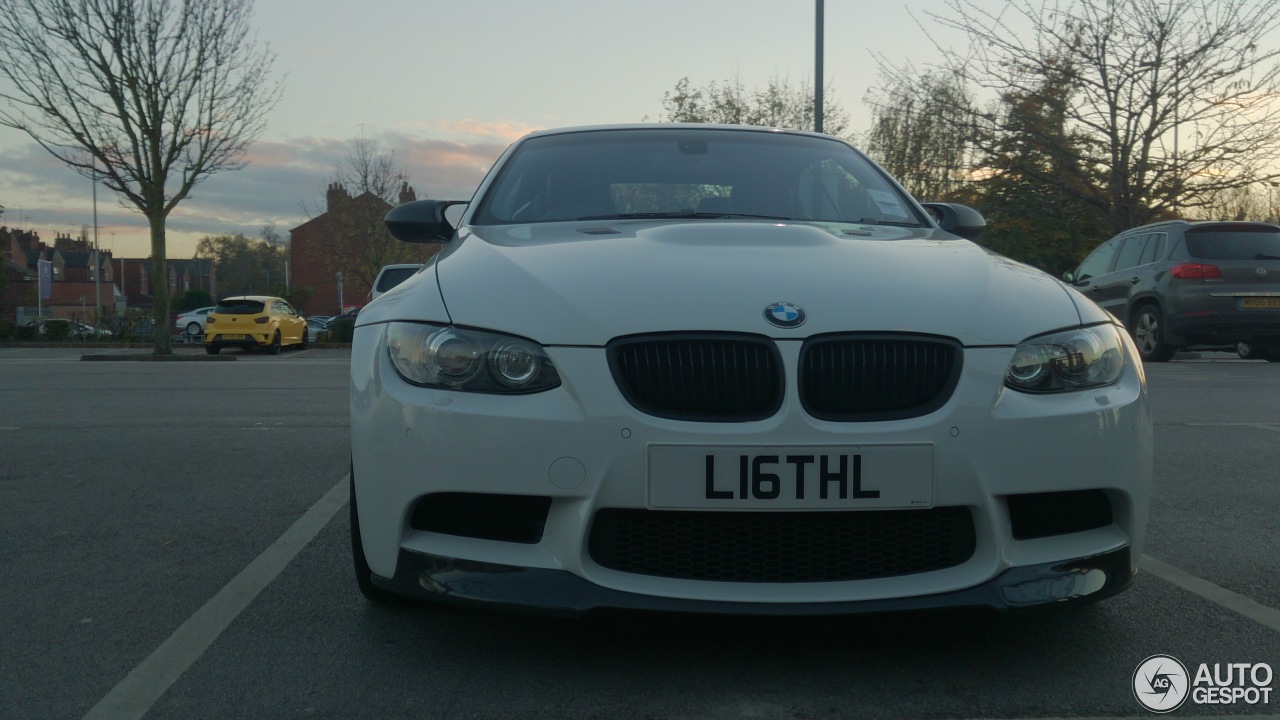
left=403, top=220, right=1085, bottom=347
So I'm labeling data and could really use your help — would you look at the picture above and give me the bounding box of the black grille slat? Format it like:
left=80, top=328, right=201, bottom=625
left=590, top=507, right=975, bottom=583
left=801, top=335, right=961, bottom=421
left=609, top=335, right=783, bottom=422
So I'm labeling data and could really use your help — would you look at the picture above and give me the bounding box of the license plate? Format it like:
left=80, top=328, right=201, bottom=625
left=648, top=444, right=934, bottom=510
left=1241, top=297, right=1280, bottom=309
left=220, top=334, right=246, bottom=340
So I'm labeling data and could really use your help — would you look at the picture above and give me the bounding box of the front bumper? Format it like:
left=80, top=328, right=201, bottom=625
left=352, top=323, right=1153, bottom=614
left=372, top=545, right=1134, bottom=616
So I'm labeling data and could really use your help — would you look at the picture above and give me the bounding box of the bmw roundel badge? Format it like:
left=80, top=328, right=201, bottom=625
left=764, top=302, right=806, bottom=328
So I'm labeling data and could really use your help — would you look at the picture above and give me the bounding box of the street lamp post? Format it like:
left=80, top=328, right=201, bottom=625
left=814, top=0, right=823, bottom=134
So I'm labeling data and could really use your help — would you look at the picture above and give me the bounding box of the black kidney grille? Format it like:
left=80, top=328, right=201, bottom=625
left=801, top=336, right=961, bottom=420
left=609, top=335, right=783, bottom=421
left=589, top=507, right=975, bottom=583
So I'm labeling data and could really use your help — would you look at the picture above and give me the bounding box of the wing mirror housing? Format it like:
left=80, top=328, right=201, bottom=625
left=921, top=202, right=986, bottom=242
left=385, top=200, right=468, bottom=243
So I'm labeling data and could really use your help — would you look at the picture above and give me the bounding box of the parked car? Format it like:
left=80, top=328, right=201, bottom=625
left=204, top=295, right=307, bottom=355
left=305, top=316, right=329, bottom=342
left=369, top=263, right=423, bottom=301
left=174, top=306, right=215, bottom=336
left=349, top=124, right=1152, bottom=615
left=26, top=318, right=113, bottom=339
left=1066, top=220, right=1280, bottom=362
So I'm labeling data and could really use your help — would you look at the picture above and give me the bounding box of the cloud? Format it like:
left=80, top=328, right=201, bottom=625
left=0, top=125, right=509, bottom=257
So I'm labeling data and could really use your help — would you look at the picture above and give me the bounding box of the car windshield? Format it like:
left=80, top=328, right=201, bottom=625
left=215, top=299, right=266, bottom=314
left=1185, top=227, right=1280, bottom=260
left=471, top=128, right=923, bottom=228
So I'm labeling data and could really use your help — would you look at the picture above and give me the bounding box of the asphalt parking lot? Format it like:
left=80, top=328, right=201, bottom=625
left=0, top=346, right=1276, bottom=719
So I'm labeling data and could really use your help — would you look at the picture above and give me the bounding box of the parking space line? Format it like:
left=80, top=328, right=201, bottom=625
left=1141, top=554, right=1280, bottom=634
left=1185, top=422, right=1280, bottom=433
left=82, top=475, right=349, bottom=720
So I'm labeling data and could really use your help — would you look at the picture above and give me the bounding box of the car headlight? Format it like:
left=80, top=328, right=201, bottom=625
left=1004, top=324, right=1126, bottom=393
left=386, top=322, right=561, bottom=393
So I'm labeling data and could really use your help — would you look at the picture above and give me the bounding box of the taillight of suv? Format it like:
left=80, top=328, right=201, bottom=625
left=1169, top=263, right=1222, bottom=280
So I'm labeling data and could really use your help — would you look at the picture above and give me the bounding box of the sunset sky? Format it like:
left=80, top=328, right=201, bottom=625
left=3, top=0, right=1272, bottom=261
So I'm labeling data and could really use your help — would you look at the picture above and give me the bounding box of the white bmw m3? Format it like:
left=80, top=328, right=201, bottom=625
left=349, top=124, right=1152, bottom=615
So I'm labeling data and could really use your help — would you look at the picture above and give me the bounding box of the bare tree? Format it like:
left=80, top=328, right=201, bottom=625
left=310, top=134, right=439, bottom=298
left=0, top=0, right=281, bottom=353
left=657, top=76, right=853, bottom=138
left=918, top=0, right=1280, bottom=232
left=863, top=68, right=979, bottom=200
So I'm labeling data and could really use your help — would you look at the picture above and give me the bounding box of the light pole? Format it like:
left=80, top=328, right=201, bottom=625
left=814, top=0, right=824, bottom=134
left=92, top=159, right=101, bottom=330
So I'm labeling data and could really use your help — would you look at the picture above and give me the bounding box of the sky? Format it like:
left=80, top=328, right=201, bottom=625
left=0, top=0, right=1085, bottom=261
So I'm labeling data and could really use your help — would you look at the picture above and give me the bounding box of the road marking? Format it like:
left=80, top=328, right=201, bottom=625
left=1141, top=554, right=1280, bottom=633
left=1185, top=422, right=1280, bottom=433
left=82, top=475, right=349, bottom=720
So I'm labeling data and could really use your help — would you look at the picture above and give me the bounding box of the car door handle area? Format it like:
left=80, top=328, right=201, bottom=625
left=1130, top=277, right=1141, bottom=284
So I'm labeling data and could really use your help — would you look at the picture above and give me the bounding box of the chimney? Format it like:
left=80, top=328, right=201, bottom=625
left=399, top=182, right=416, bottom=205
left=326, top=183, right=350, bottom=212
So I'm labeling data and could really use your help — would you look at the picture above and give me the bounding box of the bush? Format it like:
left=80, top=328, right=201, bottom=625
left=44, top=320, right=71, bottom=341
left=15, top=325, right=37, bottom=341
left=0, top=320, right=14, bottom=341
left=326, top=316, right=355, bottom=343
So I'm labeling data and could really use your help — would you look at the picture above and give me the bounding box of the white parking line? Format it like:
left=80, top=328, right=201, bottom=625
left=1141, top=554, right=1280, bottom=633
left=81, top=475, right=349, bottom=720
left=1185, top=422, right=1280, bottom=433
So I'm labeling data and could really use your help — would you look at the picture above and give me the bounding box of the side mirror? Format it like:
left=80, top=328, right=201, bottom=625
left=1062, top=271, right=1076, bottom=283
left=385, top=200, right=467, bottom=243
left=920, top=202, right=986, bottom=242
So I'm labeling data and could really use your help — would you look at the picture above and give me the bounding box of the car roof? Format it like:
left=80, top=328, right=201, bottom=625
left=218, top=295, right=283, bottom=303
left=1121, top=220, right=1280, bottom=235
left=519, top=123, right=831, bottom=142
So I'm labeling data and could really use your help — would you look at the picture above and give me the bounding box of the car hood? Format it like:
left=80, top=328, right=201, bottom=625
left=377, top=220, right=1085, bottom=347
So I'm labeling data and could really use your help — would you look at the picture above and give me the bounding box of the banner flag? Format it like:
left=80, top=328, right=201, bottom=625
left=38, top=259, right=53, bottom=300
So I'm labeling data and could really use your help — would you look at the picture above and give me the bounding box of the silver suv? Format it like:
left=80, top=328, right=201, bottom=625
left=1066, top=221, right=1280, bottom=362
left=369, top=263, right=423, bottom=302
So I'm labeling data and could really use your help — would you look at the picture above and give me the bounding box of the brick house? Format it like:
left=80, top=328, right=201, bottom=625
left=290, top=182, right=443, bottom=315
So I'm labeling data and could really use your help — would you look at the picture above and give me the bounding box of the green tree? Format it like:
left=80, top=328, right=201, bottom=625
left=968, top=69, right=1112, bottom=276
left=195, top=231, right=287, bottom=298
left=0, top=0, right=282, bottom=354
left=657, top=76, right=852, bottom=138
left=173, top=289, right=214, bottom=313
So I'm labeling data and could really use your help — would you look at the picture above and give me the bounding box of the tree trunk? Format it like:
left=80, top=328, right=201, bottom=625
left=148, top=213, right=171, bottom=355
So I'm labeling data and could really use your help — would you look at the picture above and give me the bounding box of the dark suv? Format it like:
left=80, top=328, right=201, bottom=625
left=1067, top=220, right=1280, bottom=362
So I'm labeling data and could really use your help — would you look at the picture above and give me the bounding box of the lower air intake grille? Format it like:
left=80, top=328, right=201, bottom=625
left=589, top=507, right=975, bottom=582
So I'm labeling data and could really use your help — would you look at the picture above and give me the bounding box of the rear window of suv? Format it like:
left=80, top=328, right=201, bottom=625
left=215, top=299, right=266, bottom=314
left=1185, top=226, right=1280, bottom=260
left=376, top=266, right=420, bottom=292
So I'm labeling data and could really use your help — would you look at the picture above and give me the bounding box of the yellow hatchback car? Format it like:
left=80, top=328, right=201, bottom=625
left=204, top=295, right=308, bottom=355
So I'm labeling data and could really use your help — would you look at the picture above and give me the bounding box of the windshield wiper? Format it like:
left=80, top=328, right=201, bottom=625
left=850, top=219, right=926, bottom=228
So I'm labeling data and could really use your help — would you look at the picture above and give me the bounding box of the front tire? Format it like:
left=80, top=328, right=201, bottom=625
left=1238, top=341, right=1261, bottom=359
left=299, top=327, right=309, bottom=350
left=350, top=470, right=402, bottom=605
left=186, top=322, right=202, bottom=337
left=1132, top=304, right=1176, bottom=362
